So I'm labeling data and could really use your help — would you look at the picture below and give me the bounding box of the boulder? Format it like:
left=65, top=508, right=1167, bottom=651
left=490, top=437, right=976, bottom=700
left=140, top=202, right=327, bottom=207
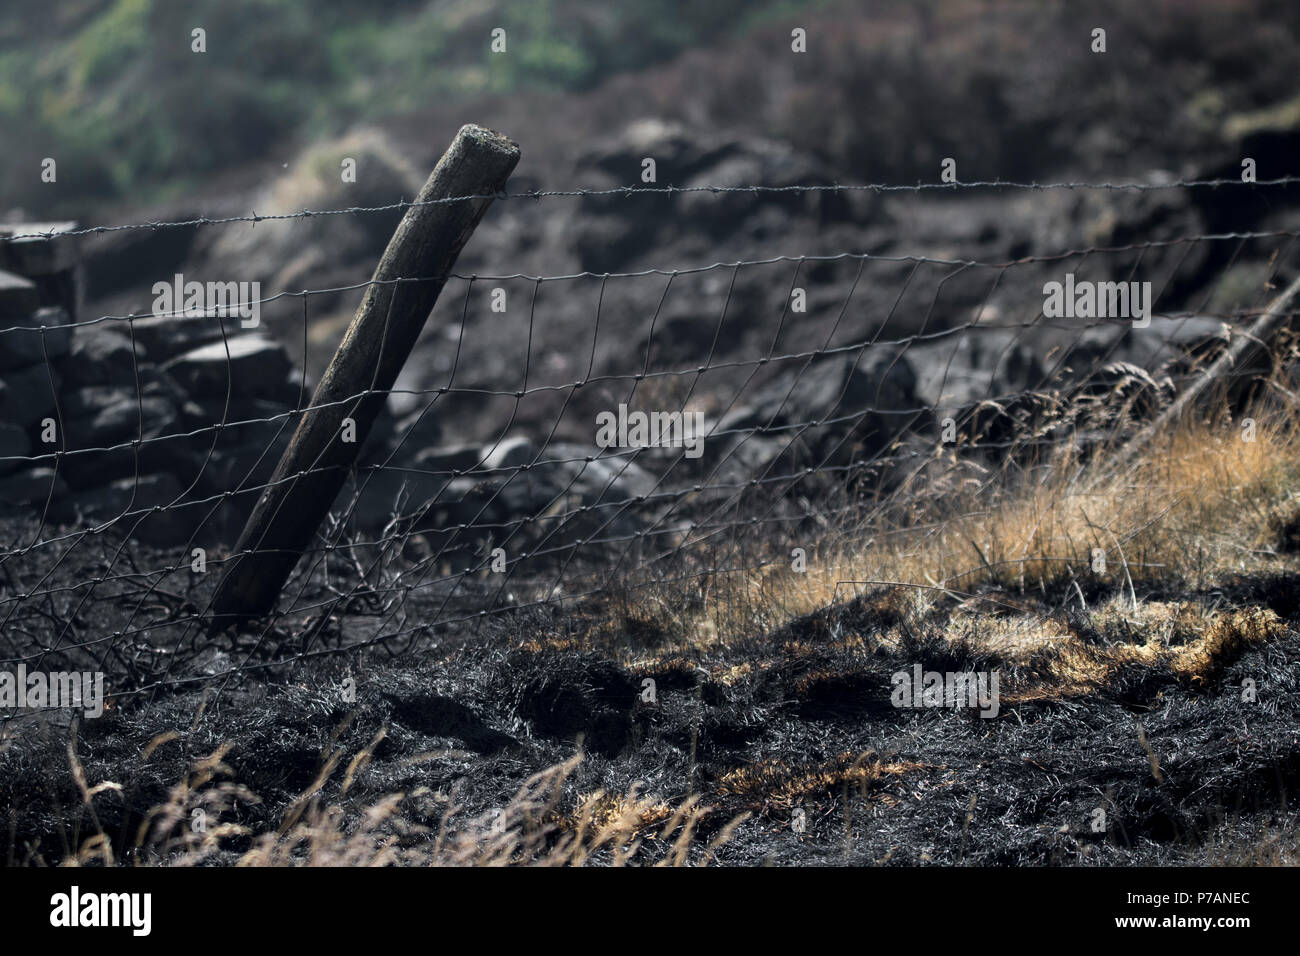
left=716, top=346, right=922, bottom=469
left=60, top=326, right=146, bottom=387
left=0, top=362, right=60, bottom=428
left=342, top=442, right=658, bottom=569
left=0, top=222, right=79, bottom=276
left=0, top=467, right=66, bottom=505
left=454, top=442, right=655, bottom=528
left=482, top=435, right=540, bottom=471
left=411, top=443, right=485, bottom=476
left=51, top=390, right=179, bottom=490
left=163, top=336, right=294, bottom=401
left=0, top=306, right=73, bottom=371
left=0, top=422, right=31, bottom=477
left=181, top=395, right=301, bottom=447
left=54, top=473, right=204, bottom=545
left=63, top=394, right=176, bottom=450
left=128, top=313, right=234, bottom=361
left=1119, top=316, right=1231, bottom=375
left=579, top=118, right=741, bottom=186
left=61, top=385, right=135, bottom=420
left=0, top=269, right=39, bottom=317
left=193, top=431, right=292, bottom=498
left=907, top=329, right=1046, bottom=414
left=82, top=220, right=200, bottom=302
left=390, top=407, right=444, bottom=462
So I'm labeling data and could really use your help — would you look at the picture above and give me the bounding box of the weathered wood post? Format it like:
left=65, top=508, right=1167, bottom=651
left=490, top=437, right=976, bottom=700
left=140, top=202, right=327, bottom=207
left=209, top=124, right=520, bottom=626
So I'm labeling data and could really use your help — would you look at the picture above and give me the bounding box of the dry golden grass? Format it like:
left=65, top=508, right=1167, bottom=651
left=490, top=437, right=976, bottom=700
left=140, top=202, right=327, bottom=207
left=50, top=404, right=1300, bottom=867
left=624, top=410, right=1300, bottom=651
left=1205, top=817, right=1300, bottom=866
left=717, top=751, right=930, bottom=811
left=59, top=742, right=742, bottom=868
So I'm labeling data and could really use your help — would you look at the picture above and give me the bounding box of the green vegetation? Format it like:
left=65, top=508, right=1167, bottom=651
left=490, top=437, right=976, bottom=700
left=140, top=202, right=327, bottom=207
left=0, top=0, right=831, bottom=214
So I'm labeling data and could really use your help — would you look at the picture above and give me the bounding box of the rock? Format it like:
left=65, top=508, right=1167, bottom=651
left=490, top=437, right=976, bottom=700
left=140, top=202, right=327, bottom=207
left=63, top=395, right=176, bottom=450
left=0, top=422, right=31, bottom=477
left=1121, top=316, right=1231, bottom=375
left=60, top=326, right=147, bottom=387
left=0, top=467, right=65, bottom=505
left=181, top=396, right=301, bottom=447
left=532, top=442, right=657, bottom=502
left=0, top=306, right=73, bottom=372
left=482, top=435, right=539, bottom=471
left=708, top=433, right=791, bottom=485
left=907, top=329, right=1046, bottom=414
left=411, top=443, right=485, bottom=476
left=128, top=313, right=234, bottom=361
left=81, top=219, right=200, bottom=303
left=55, top=473, right=202, bottom=545
left=572, top=213, right=659, bottom=275
left=580, top=119, right=739, bottom=185
left=334, top=468, right=432, bottom=532
left=387, top=363, right=428, bottom=419
left=641, top=308, right=729, bottom=365
left=388, top=409, right=445, bottom=465
left=59, top=472, right=180, bottom=520
left=60, top=385, right=134, bottom=420
left=193, top=431, right=292, bottom=497
left=570, top=120, right=874, bottom=273
left=163, top=395, right=311, bottom=502
left=1044, top=316, right=1231, bottom=391
left=0, top=362, right=60, bottom=428
left=139, top=367, right=193, bottom=407
left=1075, top=186, right=1210, bottom=293
left=717, top=346, right=921, bottom=466
left=342, top=442, right=658, bottom=568
left=678, top=139, right=865, bottom=233
left=0, top=222, right=79, bottom=275
left=432, top=442, right=655, bottom=532
left=53, top=391, right=179, bottom=490
left=27, top=267, right=83, bottom=324
left=163, top=336, right=293, bottom=400
left=337, top=442, right=494, bottom=533
left=0, top=269, right=39, bottom=317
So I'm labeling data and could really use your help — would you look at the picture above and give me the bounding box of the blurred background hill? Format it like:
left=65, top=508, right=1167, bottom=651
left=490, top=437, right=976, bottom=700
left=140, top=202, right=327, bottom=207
left=0, top=0, right=826, bottom=214
left=3, top=0, right=1299, bottom=219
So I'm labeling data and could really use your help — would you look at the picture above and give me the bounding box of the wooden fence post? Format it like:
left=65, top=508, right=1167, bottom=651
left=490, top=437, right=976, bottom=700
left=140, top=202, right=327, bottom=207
left=209, top=124, right=520, bottom=626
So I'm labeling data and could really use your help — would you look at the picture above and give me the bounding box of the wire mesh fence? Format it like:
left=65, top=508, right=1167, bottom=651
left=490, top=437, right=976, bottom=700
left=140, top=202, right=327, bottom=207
left=2, top=175, right=1298, bottom=726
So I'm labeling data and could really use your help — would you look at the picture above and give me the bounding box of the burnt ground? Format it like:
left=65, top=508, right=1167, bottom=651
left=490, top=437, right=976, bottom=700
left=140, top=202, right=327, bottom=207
left=6, top=0, right=1300, bottom=867
left=3, top=505, right=1299, bottom=867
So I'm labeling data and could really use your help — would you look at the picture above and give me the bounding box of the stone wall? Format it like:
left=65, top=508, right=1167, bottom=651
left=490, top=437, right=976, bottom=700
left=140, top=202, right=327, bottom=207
left=0, top=224, right=306, bottom=547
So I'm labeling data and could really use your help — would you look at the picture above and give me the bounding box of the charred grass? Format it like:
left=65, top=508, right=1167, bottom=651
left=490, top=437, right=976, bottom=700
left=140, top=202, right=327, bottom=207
left=3, top=412, right=1300, bottom=865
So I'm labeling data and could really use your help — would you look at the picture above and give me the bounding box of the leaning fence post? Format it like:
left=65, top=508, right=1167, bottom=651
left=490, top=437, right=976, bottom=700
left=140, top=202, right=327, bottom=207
left=209, top=124, right=520, bottom=626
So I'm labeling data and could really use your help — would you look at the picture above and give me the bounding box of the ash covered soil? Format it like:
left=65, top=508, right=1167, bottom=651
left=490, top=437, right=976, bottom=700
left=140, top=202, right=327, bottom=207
left=7, top=2, right=1300, bottom=866
left=3, top=507, right=1300, bottom=867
